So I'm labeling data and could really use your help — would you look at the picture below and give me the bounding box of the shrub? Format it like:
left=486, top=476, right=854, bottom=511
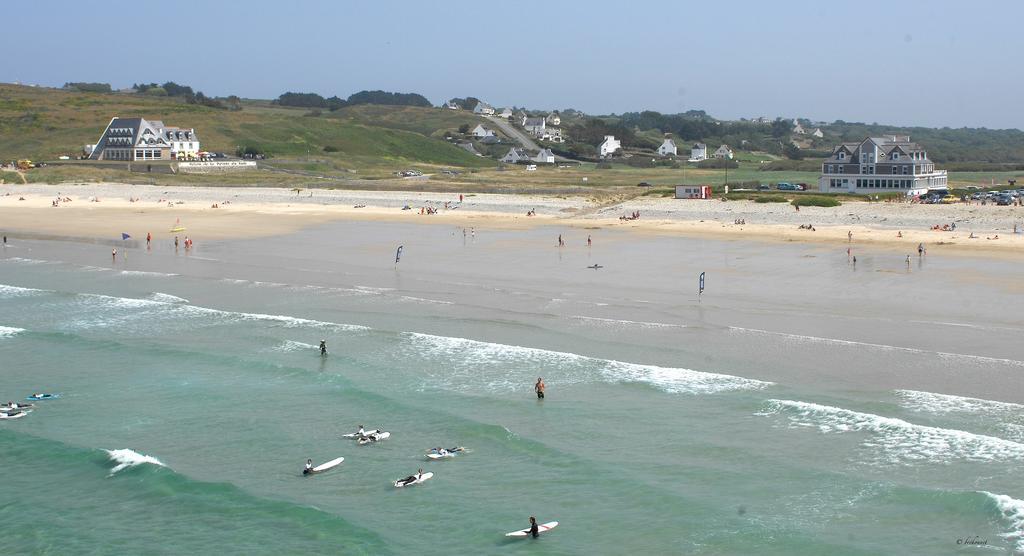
left=697, top=158, right=738, bottom=169
left=322, top=145, right=339, bottom=153
left=791, top=195, right=841, bottom=207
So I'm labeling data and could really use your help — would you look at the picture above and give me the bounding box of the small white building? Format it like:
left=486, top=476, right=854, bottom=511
left=539, top=128, right=565, bottom=143
left=545, top=112, right=561, bottom=126
left=812, top=128, right=824, bottom=138
left=473, top=101, right=495, bottom=115
left=534, top=148, right=556, bottom=164
left=657, top=138, right=677, bottom=157
left=793, top=119, right=806, bottom=134
left=498, top=107, right=513, bottom=119
left=501, top=147, right=532, bottom=164
left=714, top=145, right=734, bottom=159
left=443, top=101, right=460, bottom=110
left=598, top=135, right=621, bottom=157
left=690, top=143, right=707, bottom=161
left=472, top=124, right=495, bottom=138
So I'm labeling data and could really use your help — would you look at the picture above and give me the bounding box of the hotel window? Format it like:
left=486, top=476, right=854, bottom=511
left=135, top=150, right=143, bottom=159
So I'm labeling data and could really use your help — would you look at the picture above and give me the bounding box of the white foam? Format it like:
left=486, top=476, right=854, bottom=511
left=0, top=284, right=48, bottom=297
left=270, top=340, right=319, bottom=352
left=729, top=326, right=1024, bottom=367
left=758, top=399, right=1024, bottom=464
left=398, top=295, right=454, bottom=305
left=571, top=315, right=687, bottom=329
left=406, top=332, right=770, bottom=395
left=105, top=448, right=166, bottom=475
left=896, top=390, right=1024, bottom=415
left=70, top=292, right=370, bottom=332
left=0, top=326, right=25, bottom=338
left=121, top=270, right=179, bottom=278
left=981, top=491, right=1024, bottom=551
left=147, top=292, right=190, bottom=304
left=3, top=257, right=50, bottom=265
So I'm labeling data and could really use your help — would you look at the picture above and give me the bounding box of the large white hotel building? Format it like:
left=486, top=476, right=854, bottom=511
left=818, top=135, right=947, bottom=194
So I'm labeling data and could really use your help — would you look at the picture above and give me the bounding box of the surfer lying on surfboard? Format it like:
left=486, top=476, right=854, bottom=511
left=396, top=469, right=425, bottom=486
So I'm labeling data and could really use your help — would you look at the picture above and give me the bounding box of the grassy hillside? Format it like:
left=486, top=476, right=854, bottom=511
left=0, top=84, right=490, bottom=173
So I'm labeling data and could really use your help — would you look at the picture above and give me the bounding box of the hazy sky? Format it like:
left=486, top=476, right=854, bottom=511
left=3, top=0, right=1021, bottom=129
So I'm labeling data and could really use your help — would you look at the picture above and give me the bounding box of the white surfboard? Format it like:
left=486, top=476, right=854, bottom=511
left=343, top=429, right=379, bottom=438
left=0, top=410, right=30, bottom=420
left=426, top=452, right=452, bottom=460
left=357, top=431, right=390, bottom=445
left=393, top=472, right=433, bottom=488
left=506, top=521, right=558, bottom=537
left=303, top=456, right=344, bottom=475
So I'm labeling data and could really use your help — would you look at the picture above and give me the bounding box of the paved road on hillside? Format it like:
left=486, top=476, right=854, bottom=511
left=485, top=116, right=541, bottom=151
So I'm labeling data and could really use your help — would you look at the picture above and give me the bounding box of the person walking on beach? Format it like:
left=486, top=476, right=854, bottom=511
left=534, top=377, right=545, bottom=399
left=848, top=230, right=853, bottom=242
left=906, top=255, right=911, bottom=268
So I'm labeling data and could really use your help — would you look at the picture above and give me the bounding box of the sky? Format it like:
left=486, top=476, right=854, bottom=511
left=2, top=0, right=1021, bottom=129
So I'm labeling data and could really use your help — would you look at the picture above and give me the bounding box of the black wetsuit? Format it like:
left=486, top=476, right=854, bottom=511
left=530, top=521, right=539, bottom=538
left=320, top=342, right=327, bottom=356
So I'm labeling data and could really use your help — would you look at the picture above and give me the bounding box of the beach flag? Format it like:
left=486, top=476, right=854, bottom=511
left=699, top=272, right=705, bottom=295
left=121, top=233, right=131, bottom=240
left=395, top=245, right=403, bottom=264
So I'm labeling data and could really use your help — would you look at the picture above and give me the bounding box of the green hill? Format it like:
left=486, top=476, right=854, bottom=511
left=0, top=84, right=491, bottom=175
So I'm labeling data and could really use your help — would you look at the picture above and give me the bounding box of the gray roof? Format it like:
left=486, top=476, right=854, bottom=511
left=524, top=117, right=545, bottom=127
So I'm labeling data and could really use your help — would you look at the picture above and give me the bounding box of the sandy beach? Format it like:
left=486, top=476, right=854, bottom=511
left=1, top=183, right=1023, bottom=256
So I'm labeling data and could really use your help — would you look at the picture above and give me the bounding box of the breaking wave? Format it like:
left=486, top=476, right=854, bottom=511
left=106, top=448, right=166, bottom=475
left=758, top=399, right=1024, bottom=464
left=405, top=332, right=770, bottom=395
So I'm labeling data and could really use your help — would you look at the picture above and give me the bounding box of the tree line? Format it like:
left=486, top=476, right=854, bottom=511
left=274, top=90, right=432, bottom=110
left=132, top=81, right=241, bottom=110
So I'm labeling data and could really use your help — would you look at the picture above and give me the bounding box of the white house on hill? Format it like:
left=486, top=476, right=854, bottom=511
left=657, top=138, right=677, bottom=156
left=498, top=107, right=513, bottom=119
left=598, top=135, right=621, bottom=157
left=501, top=147, right=532, bottom=164
left=534, top=148, right=555, bottom=164
left=473, top=101, right=495, bottom=115
left=812, top=128, right=824, bottom=138
left=472, top=124, right=495, bottom=138
left=714, top=145, right=734, bottom=159
left=522, top=116, right=546, bottom=135
left=545, top=112, right=561, bottom=126
left=690, top=143, right=707, bottom=161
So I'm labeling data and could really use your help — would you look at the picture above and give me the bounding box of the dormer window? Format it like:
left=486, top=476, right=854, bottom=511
left=838, top=152, right=845, bottom=160
left=892, top=153, right=899, bottom=160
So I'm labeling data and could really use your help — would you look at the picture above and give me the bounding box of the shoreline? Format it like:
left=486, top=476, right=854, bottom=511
left=1, top=182, right=1022, bottom=257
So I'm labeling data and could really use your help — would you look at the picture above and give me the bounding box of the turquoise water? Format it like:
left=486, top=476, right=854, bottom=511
left=1, top=222, right=1022, bottom=554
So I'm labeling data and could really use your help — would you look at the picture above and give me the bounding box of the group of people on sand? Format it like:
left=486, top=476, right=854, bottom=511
left=526, top=209, right=536, bottom=217
left=50, top=196, right=72, bottom=207
left=733, top=218, right=746, bottom=225
left=620, top=211, right=641, bottom=221
left=797, top=224, right=816, bottom=231
left=930, top=222, right=957, bottom=231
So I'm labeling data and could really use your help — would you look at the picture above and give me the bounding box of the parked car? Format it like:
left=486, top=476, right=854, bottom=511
left=757, top=184, right=771, bottom=191
left=995, top=195, right=1013, bottom=206
left=796, top=183, right=808, bottom=191
left=637, top=182, right=652, bottom=187
left=776, top=182, right=799, bottom=191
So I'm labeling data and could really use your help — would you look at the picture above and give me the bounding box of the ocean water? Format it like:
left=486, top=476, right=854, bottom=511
left=1, top=221, right=1023, bottom=555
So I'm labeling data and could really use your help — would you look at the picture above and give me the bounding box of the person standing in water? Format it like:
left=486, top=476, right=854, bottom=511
left=146, top=232, right=151, bottom=248
left=534, top=377, right=545, bottom=399
left=304, top=459, right=314, bottom=475
left=587, top=235, right=592, bottom=247
left=319, top=340, right=327, bottom=356
left=111, top=248, right=117, bottom=262
left=529, top=516, right=539, bottom=538
left=174, top=236, right=179, bottom=249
